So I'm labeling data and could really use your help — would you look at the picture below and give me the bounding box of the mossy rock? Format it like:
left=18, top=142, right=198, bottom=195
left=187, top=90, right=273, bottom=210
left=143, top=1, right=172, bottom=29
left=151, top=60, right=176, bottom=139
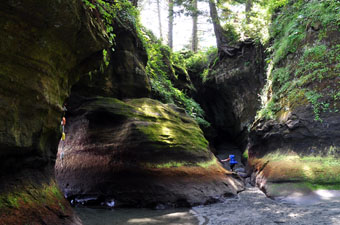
left=0, top=169, right=81, bottom=225
left=56, top=97, right=243, bottom=207
left=250, top=1, right=340, bottom=199
left=249, top=151, right=340, bottom=198
left=0, top=0, right=108, bottom=167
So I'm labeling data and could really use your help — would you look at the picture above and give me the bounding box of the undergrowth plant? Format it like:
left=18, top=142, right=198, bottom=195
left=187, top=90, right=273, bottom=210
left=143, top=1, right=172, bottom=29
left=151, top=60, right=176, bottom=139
left=81, top=0, right=210, bottom=127
left=184, top=47, right=218, bottom=82
left=257, top=0, right=340, bottom=121
left=82, top=0, right=142, bottom=79
left=143, top=30, right=210, bottom=128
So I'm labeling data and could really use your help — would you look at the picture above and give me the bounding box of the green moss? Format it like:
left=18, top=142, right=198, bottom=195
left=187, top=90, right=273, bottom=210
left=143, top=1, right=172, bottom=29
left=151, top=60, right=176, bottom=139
left=270, top=182, right=340, bottom=195
left=0, top=181, right=65, bottom=210
left=268, top=182, right=340, bottom=197
left=257, top=0, right=340, bottom=121
left=82, top=0, right=138, bottom=44
left=126, top=98, right=209, bottom=151
left=83, top=97, right=210, bottom=155
left=242, top=149, right=249, bottom=161
left=2, top=195, right=19, bottom=209
left=142, top=31, right=210, bottom=128
left=260, top=150, right=340, bottom=186
left=144, top=158, right=217, bottom=169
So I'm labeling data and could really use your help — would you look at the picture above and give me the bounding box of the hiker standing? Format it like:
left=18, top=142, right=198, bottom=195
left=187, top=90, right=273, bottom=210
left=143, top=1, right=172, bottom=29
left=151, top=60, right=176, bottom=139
left=221, top=155, right=238, bottom=171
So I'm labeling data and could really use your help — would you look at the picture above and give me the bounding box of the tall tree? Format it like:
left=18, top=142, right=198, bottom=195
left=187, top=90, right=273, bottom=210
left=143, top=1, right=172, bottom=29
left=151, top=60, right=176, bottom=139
left=245, top=0, right=253, bottom=23
left=208, top=0, right=237, bottom=56
left=157, top=0, right=163, bottom=39
left=208, top=0, right=226, bottom=49
left=191, top=0, right=198, bottom=52
left=130, top=0, right=138, bottom=7
left=168, top=0, right=174, bottom=49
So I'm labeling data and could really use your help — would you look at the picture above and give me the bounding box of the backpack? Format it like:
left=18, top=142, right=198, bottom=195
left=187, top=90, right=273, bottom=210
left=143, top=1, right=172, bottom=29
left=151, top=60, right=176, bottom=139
left=229, top=155, right=238, bottom=164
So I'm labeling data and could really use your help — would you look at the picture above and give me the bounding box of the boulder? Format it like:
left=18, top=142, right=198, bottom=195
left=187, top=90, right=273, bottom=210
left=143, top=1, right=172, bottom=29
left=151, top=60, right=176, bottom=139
left=56, top=97, right=244, bottom=207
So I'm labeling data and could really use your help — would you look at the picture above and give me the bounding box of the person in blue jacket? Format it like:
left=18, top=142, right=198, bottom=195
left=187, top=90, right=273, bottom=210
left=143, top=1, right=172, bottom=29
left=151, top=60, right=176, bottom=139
left=221, top=155, right=238, bottom=171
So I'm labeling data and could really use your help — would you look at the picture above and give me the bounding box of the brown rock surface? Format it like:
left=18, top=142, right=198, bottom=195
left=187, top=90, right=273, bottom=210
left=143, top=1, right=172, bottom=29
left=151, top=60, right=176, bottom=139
left=247, top=1, right=340, bottom=198
left=56, top=97, right=244, bottom=207
left=191, top=42, right=265, bottom=147
left=0, top=0, right=108, bottom=223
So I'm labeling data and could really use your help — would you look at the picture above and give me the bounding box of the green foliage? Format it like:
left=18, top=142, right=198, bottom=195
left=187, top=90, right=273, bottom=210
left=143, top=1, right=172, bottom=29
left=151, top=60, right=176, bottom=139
left=82, top=0, right=142, bottom=74
left=296, top=44, right=330, bottom=85
left=184, top=47, right=218, bottom=82
left=263, top=0, right=288, bottom=13
left=82, top=0, right=141, bottom=42
left=143, top=30, right=210, bottom=127
left=257, top=0, right=340, bottom=121
left=270, top=0, right=340, bottom=65
left=257, top=96, right=280, bottom=119
left=304, top=91, right=323, bottom=122
left=218, top=1, right=271, bottom=44
left=0, top=182, right=65, bottom=210
left=223, top=23, right=241, bottom=45
left=242, top=149, right=249, bottom=160
left=144, top=157, right=217, bottom=169
left=102, top=49, right=109, bottom=67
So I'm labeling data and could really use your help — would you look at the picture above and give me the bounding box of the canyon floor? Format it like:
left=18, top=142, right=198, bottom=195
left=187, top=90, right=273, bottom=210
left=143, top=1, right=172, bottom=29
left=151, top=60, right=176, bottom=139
left=75, top=185, right=340, bottom=225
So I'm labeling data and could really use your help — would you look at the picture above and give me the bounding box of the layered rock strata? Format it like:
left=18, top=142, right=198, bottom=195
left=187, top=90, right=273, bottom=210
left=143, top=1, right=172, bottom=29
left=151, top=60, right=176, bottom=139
left=56, top=98, right=244, bottom=207
left=0, top=0, right=107, bottom=223
left=191, top=42, right=265, bottom=147
left=248, top=1, right=340, bottom=198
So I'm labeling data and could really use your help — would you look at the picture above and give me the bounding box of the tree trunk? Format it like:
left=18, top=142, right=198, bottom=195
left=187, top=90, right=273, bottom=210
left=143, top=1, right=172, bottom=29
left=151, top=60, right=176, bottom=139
left=208, top=0, right=236, bottom=56
left=245, top=0, right=253, bottom=23
left=208, top=0, right=224, bottom=48
left=157, top=0, right=163, bottom=39
left=168, top=0, right=174, bottom=49
left=191, top=0, right=198, bottom=52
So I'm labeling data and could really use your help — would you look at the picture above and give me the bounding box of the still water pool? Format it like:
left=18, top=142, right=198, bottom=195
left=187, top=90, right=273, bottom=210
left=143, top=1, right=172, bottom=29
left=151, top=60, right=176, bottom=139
left=75, top=207, right=199, bottom=225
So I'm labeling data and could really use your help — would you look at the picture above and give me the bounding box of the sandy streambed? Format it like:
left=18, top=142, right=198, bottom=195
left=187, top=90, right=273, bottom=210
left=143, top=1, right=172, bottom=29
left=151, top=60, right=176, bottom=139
left=75, top=186, right=340, bottom=225
left=191, top=186, right=340, bottom=225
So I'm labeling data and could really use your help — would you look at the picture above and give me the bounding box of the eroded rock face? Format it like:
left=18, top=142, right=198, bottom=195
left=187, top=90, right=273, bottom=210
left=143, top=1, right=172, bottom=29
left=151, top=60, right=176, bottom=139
left=0, top=168, right=82, bottom=225
left=70, top=16, right=151, bottom=99
left=248, top=1, right=340, bottom=198
left=0, top=0, right=107, bottom=171
left=56, top=97, right=243, bottom=207
left=249, top=107, right=340, bottom=198
left=0, top=0, right=108, bottom=223
left=192, top=42, right=265, bottom=147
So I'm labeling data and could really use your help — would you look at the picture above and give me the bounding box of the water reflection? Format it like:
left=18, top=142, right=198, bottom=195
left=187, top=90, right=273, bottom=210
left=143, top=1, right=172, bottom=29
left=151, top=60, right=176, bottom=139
left=75, top=207, right=199, bottom=225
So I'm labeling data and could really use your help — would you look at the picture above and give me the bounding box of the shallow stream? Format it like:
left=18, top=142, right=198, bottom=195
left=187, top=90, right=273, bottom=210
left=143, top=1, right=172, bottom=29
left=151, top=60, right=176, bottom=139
left=75, top=207, right=198, bottom=225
